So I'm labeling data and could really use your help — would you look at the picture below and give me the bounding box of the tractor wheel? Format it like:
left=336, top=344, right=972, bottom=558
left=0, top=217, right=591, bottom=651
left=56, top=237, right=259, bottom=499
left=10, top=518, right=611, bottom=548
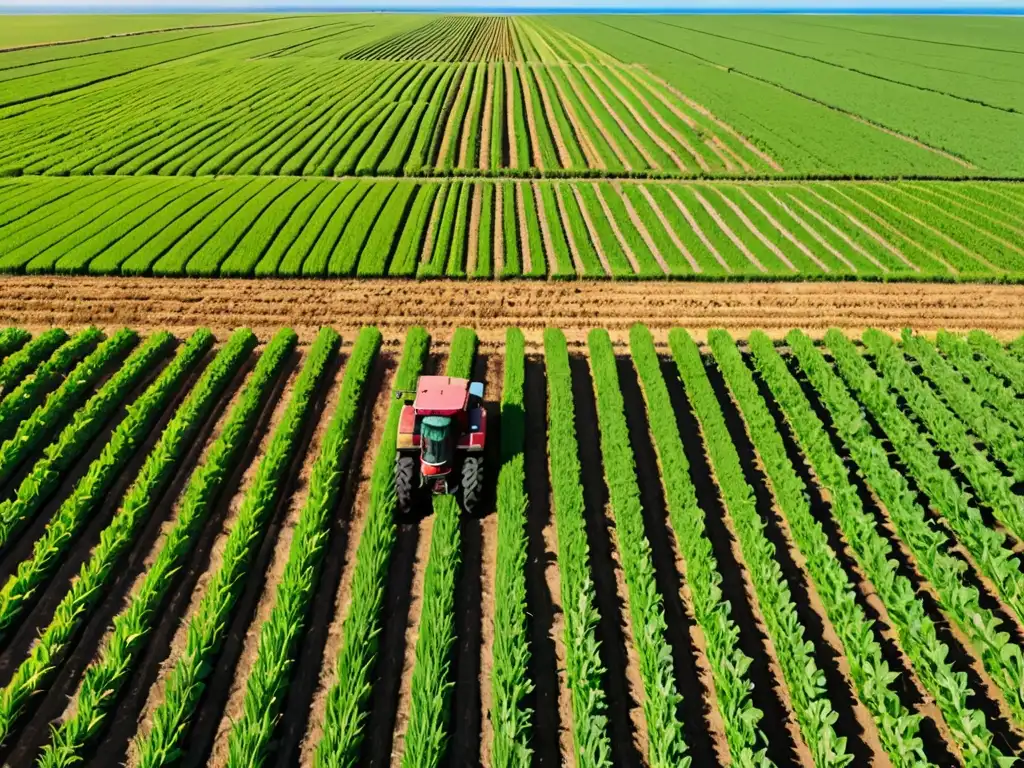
left=396, top=455, right=419, bottom=518
left=460, top=455, right=484, bottom=516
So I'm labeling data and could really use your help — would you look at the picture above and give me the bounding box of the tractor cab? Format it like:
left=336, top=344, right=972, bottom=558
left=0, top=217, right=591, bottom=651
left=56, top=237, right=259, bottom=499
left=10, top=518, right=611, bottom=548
left=395, top=376, right=487, bottom=517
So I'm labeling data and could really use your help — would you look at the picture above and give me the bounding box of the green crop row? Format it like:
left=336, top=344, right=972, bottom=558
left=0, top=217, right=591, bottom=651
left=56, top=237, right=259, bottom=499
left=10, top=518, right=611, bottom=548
left=968, top=331, right=1024, bottom=399
left=0, top=331, right=173, bottom=548
left=0, top=327, right=135, bottom=488
left=314, top=326, right=430, bottom=768
left=937, top=331, right=1024, bottom=436
left=489, top=328, right=532, bottom=767
left=670, top=329, right=850, bottom=766
left=709, top=330, right=927, bottom=767
left=134, top=327, right=337, bottom=768
left=628, top=325, right=766, bottom=765
left=38, top=328, right=296, bottom=768
left=543, top=327, right=612, bottom=768
left=401, top=327, right=477, bottom=767
left=586, top=329, right=687, bottom=766
left=0, top=328, right=67, bottom=395
left=0, top=327, right=254, bottom=748
left=785, top=330, right=1014, bottom=765
left=0, top=328, right=29, bottom=361
left=226, top=327, right=380, bottom=768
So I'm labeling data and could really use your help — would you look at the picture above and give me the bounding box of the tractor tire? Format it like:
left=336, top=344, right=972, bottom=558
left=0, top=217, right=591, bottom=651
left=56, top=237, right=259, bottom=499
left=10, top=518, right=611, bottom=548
left=460, top=455, right=484, bottom=516
left=396, top=455, right=419, bottom=518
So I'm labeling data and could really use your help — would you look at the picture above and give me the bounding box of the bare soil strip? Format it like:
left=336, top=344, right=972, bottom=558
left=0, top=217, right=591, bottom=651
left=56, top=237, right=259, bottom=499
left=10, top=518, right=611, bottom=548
left=736, top=188, right=829, bottom=272
left=571, top=186, right=614, bottom=276
left=504, top=62, right=518, bottom=169
left=3, top=277, right=1024, bottom=341
left=711, top=189, right=798, bottom=271
left=637, top=186, right=702, bottom=272
left=638, top=68, right=784, bottom=172
left=574, top=66, right=661, bottom=171
left=517, top=63, right=545, bottom=169
left=479, top=63, right=494, bottom=171
left=766, top=190, right=858, bottom=273
left=493, top=183, right=505, bottom=275
left=664, top=189, right=732, bottom=273
left=466, top=182, right=483, bottom=276
left=515, top=182, right=533, bottom=274
left=613, top=183, right=671, bottom=275
left=593, top=185, right=642, bottom=274
left=804, top=188, right=920, bottom=272
left=553, top=186, right=588, bottom=275
left=297, top=353, right=398, bottom=766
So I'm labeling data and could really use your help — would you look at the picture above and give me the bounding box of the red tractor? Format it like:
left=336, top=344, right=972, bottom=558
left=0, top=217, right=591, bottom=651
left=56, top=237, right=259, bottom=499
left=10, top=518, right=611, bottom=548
left=394, top=375, right=487, bottom=517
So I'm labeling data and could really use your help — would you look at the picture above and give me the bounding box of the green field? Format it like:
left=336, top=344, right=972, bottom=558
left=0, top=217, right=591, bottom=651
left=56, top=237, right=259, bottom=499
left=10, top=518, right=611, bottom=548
left=0, top=13, right=1021, bottom=279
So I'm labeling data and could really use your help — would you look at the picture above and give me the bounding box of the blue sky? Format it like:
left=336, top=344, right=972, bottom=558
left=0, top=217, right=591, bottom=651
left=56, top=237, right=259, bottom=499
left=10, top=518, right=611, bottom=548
left=1, top=0, right=1021, bottom=8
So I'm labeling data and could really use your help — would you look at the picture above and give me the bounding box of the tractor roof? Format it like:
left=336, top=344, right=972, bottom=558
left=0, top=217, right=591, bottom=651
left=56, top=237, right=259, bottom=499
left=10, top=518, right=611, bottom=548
left=414, top=376, right=469, bottom=415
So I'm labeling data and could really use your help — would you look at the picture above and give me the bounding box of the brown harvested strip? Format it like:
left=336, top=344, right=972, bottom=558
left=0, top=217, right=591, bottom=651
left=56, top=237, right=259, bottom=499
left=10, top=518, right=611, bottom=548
left=663, top=188, right=732, bottom=273
left=736, top=188, right=830, bottom=272
left=479, top=63, right=494, bottom=170
left=504, top=61, right=518, bottom=168
left=637, top=186, right=702, bottom=273
left=593, top=183, right=641, bottom=274
left=612, top=183, right=670, bottom=275
left=575, top=65, right=662, bottom=170
left=418, top=188, right=446, bottom=269
left=637, top=67, right=784, bottom=172
left=125, top=356, right=303, bottom=767
left=708, top=188, right=797, bottom=271
left=570, top=186, right=613, bottom=276
left=562, top=65, right=633, bottom=170
left=785, top=194, right=889, bottom=273
left=297, top=353, right=398, bottom=766
left=690, top=188, right=768, bottom=273
left=708, top=136, right=746, bottom=173
left=437, top=65, right=472, bottom=169
left=207, top=348, right=348, bottom=767
left=528, top=65, right=572, bottom=169
left=517, top=63, right=545, bottom=169
left=602, top=66, right=704, bottom=172
left=516, top=182, right=533, bottom=275
left=533, top=181, right=559, bottom=275
left=544, top=66, right=603, bottom=169
left=765, top=190, right=858, bottom=273
left=553, top=185, right=587, bottom=275
left=822, top=186, right=955, bottom=275
left=493, top=183, right=505, bottom=275
left=466, top=182, right=483, bottom=276
left=6, top=277, right=1024, bottom=342
left=805, top=188, right=922, bottom=273
left=845, top=186, right=998, bottom=273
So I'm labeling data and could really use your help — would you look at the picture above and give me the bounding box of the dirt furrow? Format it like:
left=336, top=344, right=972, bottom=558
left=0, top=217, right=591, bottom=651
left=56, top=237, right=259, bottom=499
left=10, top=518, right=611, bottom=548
left=504, top=62, right=518, bottom=169
left=532, top=181, right=557, bottom=276
left=417, top=187, right=446, bottom=270
left=563, top=65, right=633, bottom=169
left=544, top=65, right=604, bottom=169
left=517, top=63, right=545, bottom=169
left=528, top=66, right=573, bottom=169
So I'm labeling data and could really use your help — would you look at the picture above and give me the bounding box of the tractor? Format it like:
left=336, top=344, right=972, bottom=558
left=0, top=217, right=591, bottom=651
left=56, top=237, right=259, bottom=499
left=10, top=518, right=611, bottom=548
left=394, top=375, right=487, bottom=517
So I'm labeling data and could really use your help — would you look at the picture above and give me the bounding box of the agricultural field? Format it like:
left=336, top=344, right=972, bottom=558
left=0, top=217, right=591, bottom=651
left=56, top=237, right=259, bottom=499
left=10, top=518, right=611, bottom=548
left=0, top=12, right=1022, bottom=281
left=2, top=322, right=1024, bottom=768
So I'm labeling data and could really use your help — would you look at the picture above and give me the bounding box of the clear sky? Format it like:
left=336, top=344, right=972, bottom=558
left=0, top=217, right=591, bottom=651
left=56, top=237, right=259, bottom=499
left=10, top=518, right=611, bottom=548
left=1, top=0, right=1020, bottom=8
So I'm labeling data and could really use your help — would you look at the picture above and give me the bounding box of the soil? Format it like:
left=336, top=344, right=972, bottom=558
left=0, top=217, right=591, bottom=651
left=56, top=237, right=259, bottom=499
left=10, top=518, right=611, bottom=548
left=437, top=67, right=473, bottom=170
left=504, top=62, right=517, bottom=169
left=527, top=66, right=572, bottom=170
left=531, top=182, right=557, bottom=275
left=516, top=64, right=545, bottom=169
left=544, top=70, right=604, bottom=169
left=3, top=277, right=1024, bottom=345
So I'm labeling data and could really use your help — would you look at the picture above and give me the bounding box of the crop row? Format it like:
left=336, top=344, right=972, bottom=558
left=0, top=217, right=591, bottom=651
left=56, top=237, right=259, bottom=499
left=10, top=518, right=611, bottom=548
left=1, top=177, right=1022, bottom=280
left=0, top=38, right=772, bottom=178
left=1, top=326, right=1024, bottom=768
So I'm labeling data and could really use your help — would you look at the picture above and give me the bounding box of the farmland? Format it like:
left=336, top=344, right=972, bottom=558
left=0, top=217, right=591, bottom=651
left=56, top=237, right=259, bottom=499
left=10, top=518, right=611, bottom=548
left=0, top=13, right=1022, bottom=281
left=2, top=321, right=1024, bottom=768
